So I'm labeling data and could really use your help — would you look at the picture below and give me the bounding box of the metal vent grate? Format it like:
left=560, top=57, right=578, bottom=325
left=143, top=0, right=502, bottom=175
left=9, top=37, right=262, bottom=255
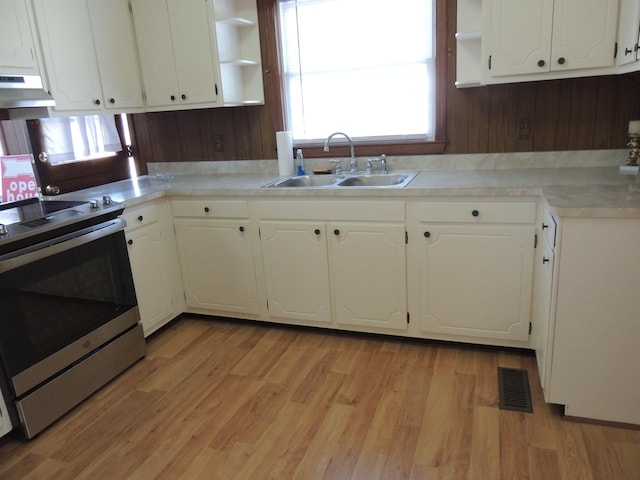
left=498, top=367, right=533, bottom=413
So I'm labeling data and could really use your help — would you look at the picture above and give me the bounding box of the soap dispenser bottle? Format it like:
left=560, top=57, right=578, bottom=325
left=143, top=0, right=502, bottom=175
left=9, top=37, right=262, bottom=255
left=296, top=149, right=305, bottom=175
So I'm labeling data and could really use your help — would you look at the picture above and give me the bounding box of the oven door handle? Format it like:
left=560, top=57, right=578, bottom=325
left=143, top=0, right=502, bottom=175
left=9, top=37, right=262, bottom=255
left=0, top=218, right=126, bottom=273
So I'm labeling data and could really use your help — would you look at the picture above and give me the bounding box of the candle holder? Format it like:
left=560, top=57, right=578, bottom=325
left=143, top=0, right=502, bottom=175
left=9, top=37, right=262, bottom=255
left=626, top=134, right=640, bottom=166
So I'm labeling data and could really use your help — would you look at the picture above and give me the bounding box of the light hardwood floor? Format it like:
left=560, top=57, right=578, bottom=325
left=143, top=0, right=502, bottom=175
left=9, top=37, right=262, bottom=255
left=1, top=317, right=639, bottom=479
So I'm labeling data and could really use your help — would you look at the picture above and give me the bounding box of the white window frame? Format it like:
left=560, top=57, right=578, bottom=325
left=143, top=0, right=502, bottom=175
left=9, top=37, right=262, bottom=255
left=278, top=0, right=437, bottom=144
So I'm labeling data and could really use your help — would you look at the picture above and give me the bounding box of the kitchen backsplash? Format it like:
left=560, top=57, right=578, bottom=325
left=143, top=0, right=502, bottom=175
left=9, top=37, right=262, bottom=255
left=147, top=149, right=628, bottom=176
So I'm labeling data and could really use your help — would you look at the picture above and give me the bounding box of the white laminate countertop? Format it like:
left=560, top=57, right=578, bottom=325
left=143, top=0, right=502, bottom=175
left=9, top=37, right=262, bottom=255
left=58, top=166, right=640, bottom=219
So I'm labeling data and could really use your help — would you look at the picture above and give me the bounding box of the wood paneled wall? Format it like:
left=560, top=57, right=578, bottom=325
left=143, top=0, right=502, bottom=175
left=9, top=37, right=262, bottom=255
left=129, top=0, right=640, bottom=173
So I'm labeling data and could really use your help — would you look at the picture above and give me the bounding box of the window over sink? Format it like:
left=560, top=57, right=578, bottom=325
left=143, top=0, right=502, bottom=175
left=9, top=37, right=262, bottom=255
left=277, top=0, right=438, bottom=144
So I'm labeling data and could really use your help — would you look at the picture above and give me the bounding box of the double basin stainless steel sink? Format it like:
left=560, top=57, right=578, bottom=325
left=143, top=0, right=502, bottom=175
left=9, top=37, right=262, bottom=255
left=263, top=171, right=419, bottom=189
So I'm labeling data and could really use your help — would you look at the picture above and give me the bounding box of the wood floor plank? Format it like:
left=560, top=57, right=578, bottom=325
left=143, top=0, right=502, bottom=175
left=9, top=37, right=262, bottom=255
left=556, top=421, right=596, bottom=480
left=469, top=405, right=501, bottom=480
left=263, top=370, right=347, bottom=479
left=437, top=373, right=475, bottom=480
left=412, top=368, right=456, bottom=468
left=499, top=411, right=531, bottom=479
left=291, top=403, right=353, bottom=480
left=1, top=317, right=639, bottom=480
left=234, top=401, right=307, bottom=479
left=352, top=449, right=389, bottom=480
left=529, top=446, right=562, bottom=480
left=379, top=425, right=421, bottom=479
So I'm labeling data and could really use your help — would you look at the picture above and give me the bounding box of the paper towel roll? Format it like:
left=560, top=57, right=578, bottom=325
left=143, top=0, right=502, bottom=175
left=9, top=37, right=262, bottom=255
left=276, top=131, right=294, bottom=176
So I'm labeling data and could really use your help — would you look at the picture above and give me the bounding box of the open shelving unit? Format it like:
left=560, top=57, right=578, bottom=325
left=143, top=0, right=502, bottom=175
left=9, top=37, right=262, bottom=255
left=213, top=0, right=264, bottom=105
left=456, top=0, right=483, bottom=87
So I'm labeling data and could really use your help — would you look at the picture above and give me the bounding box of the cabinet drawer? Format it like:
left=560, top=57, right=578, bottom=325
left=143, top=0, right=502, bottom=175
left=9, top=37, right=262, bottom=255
left=540, top=208, right=557, bottom=248
left=122, top=203, right=159, bottom=229
left=171, top=199, right=248, bottom=218
left=418, top=201, right=536, bottom=224
left=255, top=200, right=405, bottom=222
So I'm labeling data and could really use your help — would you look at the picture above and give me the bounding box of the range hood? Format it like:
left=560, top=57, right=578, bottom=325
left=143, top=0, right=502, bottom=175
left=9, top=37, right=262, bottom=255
left=0, top=74, right=54, bottom=120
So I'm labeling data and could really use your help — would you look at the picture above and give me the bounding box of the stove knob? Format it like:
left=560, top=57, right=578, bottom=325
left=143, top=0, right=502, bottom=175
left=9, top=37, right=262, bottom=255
left=90, top=199, right=100, bottom=209
left=0, top=224, right=7, bottom=235
left=102, top=195, right=112, bottom=205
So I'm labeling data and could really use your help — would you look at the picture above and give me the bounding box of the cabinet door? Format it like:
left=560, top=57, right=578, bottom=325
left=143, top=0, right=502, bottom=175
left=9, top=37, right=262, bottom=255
left=0, top=0, right=38, bottom=73
left=130, top=0, right=180, bottom=107
left=259, top=221, right=331, bottom=324
left=126, top=222, right=178, bottom=336
left=167, top=0, right=220, bottom=106
left=329, top=223, right=407, bottom=332
left=616, top=0, right=640, bottom=66
left=87, top=0, right=144, bottom=110
left=131, top=0, right=220, bottom=108
left=488, top=0, right=554, bottom=76
left=174, top=218, right=258, bottom=315
left=551, top=0, right=618, bottom=71
left=32, top=0, right=104, bottom=111
left=548, top=218, right=640, bottom=424
left=418, top=224, right=534, bottom=342
left=533, top=242, right=554, bottom=392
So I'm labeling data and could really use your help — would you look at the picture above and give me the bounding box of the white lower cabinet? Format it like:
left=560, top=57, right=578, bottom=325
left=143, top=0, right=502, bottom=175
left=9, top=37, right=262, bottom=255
left=119, top=192, right=639, bottom=426
left=329, top=223, right=407, bottom=331
left=259, top=222, right=332, bottom=324
left=172, top=199, right=259, bottom=316
left=123, top=199, right=184, bottom=336
left=256, top=200, right=408, bottom=333
left=410, top=200, right=536, bottom=345
left=544, top=217, right=640, bottom=425
left=532, top=207, right=557, bottom=393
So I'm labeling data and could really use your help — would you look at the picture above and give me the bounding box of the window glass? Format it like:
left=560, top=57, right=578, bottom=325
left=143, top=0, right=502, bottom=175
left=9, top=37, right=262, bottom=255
left=278, top=0, right=435, bottom=142
left=39, top=115, right=121, bottom=164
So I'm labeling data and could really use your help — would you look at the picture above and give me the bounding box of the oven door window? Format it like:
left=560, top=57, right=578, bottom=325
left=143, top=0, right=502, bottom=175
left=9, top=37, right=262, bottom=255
left=0, top=232, right=137, bottom=377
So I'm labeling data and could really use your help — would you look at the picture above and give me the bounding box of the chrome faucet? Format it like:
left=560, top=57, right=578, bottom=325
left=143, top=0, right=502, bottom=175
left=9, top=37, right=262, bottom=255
left=380, top=154, right=388, bottom=174
left=323, top=132, right=356, bottom=172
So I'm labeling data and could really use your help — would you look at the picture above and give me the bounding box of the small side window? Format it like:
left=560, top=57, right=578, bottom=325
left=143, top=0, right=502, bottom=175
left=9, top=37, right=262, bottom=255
left=24, top=114, right=133, bottom=195
left=38, top=115, right=122, bottom=164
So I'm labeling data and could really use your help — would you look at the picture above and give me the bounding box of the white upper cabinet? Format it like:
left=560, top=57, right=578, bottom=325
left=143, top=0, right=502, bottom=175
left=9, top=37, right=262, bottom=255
left=131, top=0, right=221, bottom=110
left=486, top=0, right=618, bottom=79
left=0, top=0, right=39, bottom=74
left=86, top=0, right=145, bottom=110
left=31, top=0, right=144, bottom=113
left=550, top=0, right=619, bottom=71
left=616, top=0, right=640, bottom=67
left=487, top=0, right=554, bottom=77
left=457, top=0, right=629, bottom=86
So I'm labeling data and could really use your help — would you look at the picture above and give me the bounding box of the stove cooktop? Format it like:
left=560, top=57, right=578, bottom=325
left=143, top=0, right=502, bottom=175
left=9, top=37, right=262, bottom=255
left=0, top=197, right=125, bottom=253
left=0, top=198, right=89, bottom=227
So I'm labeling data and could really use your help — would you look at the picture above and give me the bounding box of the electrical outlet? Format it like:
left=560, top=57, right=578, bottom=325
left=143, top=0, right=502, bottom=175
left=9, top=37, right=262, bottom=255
left=517, top=118, right=531, bottom=139
left=213, top=135, right=224, bottom=152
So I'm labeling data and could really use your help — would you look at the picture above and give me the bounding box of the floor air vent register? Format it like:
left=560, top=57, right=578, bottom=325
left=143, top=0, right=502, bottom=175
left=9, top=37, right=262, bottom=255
left=498, top=367, right=534, bottom=413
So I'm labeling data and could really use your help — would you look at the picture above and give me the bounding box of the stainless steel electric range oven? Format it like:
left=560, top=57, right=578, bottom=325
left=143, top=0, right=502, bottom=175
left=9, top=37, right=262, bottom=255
left=0, top=197, right=146, bottom=438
